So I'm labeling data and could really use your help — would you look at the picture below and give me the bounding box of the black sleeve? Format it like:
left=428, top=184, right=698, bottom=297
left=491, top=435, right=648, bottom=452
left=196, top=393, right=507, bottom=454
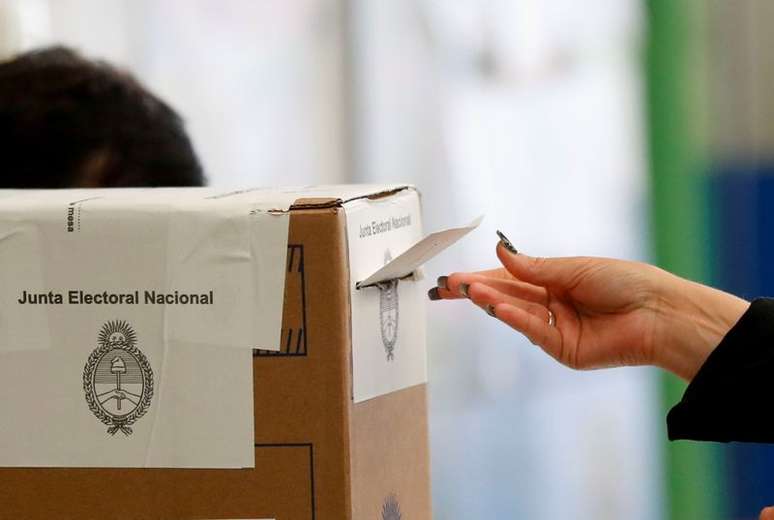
left=667, top=298, right=774, bottom=443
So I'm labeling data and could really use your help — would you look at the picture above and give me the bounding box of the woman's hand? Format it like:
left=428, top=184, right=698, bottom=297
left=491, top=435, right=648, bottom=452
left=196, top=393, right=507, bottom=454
left=429, top=232, right=749, bottom=381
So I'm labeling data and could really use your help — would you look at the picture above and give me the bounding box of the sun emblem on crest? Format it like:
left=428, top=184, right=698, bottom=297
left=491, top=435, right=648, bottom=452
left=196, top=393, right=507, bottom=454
left=83, top=320, right=154, bottom=435
left=378, top=250, right=399, bottom=361
left=381, top=494, right=402, bottom=520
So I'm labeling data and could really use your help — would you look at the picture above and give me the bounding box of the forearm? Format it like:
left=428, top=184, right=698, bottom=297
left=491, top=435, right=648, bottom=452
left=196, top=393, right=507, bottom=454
left=653, top=271, right=749, bottom=381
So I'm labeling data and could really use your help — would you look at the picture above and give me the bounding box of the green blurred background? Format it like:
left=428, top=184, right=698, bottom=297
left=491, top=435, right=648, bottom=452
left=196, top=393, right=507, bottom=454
left=649, top=1, right=774, bottom=518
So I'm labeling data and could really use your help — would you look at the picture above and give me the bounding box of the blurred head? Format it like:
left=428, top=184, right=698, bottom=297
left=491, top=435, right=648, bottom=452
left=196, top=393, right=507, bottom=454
left=0, top=46, right=205, bottom=188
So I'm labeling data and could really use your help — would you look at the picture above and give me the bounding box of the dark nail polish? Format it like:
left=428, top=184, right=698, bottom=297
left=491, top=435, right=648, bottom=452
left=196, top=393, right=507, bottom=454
left=459, top=283, right=470, bottom=298
left=496, top=230, right=518, bottom=254
left=485, top=304, right=496, bottom=317
left=437, top=275, right=449, bottom=290
left=427, top=287, right=441, bottom=301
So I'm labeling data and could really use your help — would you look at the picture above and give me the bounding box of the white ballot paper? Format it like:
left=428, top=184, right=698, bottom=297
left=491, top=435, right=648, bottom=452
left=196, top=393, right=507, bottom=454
left=357, top=215, right=484, bottom=288
left=0, top=188, right=293, bottom=468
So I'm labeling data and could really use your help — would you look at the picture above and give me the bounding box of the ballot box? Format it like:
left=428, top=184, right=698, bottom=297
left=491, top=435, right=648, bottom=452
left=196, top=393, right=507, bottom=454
left=0, top=185, right=476, bottom=519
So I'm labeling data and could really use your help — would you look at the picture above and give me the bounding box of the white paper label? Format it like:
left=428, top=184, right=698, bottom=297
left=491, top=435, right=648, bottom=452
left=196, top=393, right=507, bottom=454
left=0, top=189, right=290, bottom=467
left=344, top=189, right=428, bottom=403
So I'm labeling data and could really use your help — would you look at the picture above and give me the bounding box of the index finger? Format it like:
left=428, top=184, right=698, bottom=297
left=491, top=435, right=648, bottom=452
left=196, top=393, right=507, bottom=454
left=430, top=270, right=548, bottom=304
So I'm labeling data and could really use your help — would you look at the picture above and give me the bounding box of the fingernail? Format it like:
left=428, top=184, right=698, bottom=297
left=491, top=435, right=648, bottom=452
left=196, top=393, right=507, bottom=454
left=427, top=287, right=441, bottom=301
left=496, top=230, right=518, bottom=254
left=459, top=283, right=470, bottom=298
left=437, top=275, right=449, bottom=290
left=485, top=304, right=497, bottom=317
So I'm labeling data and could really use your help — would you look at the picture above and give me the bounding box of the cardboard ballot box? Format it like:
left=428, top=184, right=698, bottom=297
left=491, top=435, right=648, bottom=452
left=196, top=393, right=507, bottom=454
left=0, top=185, right=476, bottom=520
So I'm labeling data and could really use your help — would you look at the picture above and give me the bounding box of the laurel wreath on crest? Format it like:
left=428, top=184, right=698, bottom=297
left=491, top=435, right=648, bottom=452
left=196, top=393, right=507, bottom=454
left=83, top=321, right=154, bottom=436
left=378, top=279, right=399, bottom=362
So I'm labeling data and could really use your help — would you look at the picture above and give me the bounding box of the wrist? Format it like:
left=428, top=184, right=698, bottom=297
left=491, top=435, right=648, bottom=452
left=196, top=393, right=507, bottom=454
left=653, top=273, right=748, bottom=381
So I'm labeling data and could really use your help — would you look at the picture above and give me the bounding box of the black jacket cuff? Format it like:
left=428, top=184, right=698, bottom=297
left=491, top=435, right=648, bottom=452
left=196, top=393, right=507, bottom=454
left=667, top=298, right=774, bottom=443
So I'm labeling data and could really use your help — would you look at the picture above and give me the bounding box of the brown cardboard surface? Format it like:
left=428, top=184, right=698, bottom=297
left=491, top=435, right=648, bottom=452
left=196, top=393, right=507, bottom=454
left=253, top=205, right=353, bottom=520
left=351, top=384, right=432, bottom=520
left=0, top=197, right=430, bottom=520
left=1, top=448, right=312, bottom=519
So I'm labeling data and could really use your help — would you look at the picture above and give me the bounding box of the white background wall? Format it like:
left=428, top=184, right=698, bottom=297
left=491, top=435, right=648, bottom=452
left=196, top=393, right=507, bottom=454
left=0, top=1, right=661, bottom=517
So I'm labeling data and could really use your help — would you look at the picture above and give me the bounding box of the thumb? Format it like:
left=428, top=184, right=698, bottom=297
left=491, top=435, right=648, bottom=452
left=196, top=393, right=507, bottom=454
left=496, top=231, right=588, bottom=288
left=760, top=506, right=774, bottom=520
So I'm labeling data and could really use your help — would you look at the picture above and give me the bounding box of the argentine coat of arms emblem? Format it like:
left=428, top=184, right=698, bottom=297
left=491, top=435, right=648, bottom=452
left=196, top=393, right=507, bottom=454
left=378, top=250, right=399, bottom=361
left=83, top=320, right=154, bottom=436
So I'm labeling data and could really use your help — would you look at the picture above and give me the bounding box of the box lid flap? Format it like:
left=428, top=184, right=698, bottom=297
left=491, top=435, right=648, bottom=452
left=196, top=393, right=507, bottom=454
left=205, top=184, right=413, bottom=211
left=0, top=184, right=414, bottom=214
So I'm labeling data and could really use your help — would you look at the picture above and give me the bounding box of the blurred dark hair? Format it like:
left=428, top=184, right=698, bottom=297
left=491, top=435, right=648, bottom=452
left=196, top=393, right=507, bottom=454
left=0, top=46, right=205, bottom=188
